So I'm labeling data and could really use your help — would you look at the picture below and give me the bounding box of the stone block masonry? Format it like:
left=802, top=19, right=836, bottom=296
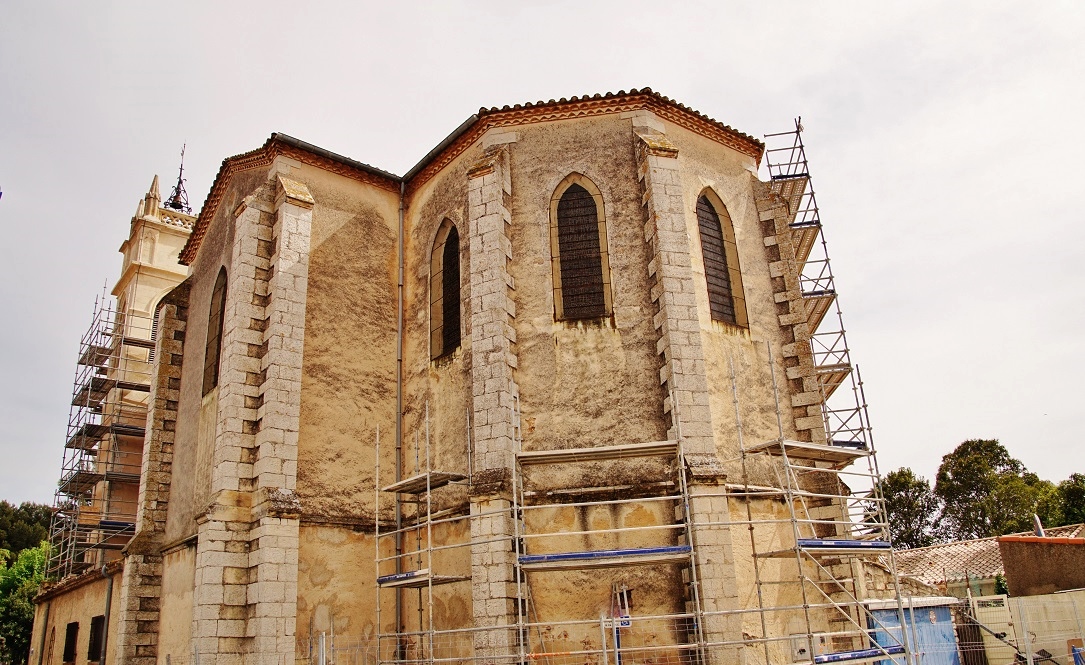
left=633, top=118, right=743, bottom=662
left=633, top=124, right=716, bottom=456
left=190, top=171, right=311, bottom=665
left=114, top=282, right=191, bottom=665
left=466, top=144, right=522, bottom=653
left=753, top=178, right=826, bottom=444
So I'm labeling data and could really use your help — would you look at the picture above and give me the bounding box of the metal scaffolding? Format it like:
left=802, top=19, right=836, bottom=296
left=374, top=406, right=472, bottom=665
left=763, top=119, right=868, bottom=445
left=48, top=295, right=154, bottom=579
left=365, top=120, right=911, bottom=665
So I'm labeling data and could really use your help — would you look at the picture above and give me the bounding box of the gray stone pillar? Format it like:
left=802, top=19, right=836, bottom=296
left=753, top=179, right=826, bottom=443
left=466, top=144, right=521, bottom=655
left=687, top=475, right=744, bottom=665
left=633, top=125, right=716, bottom=456
left=246, top=176, right=310, bottom=664
left=191, top=188, right=272, bottom=665
left=190, top=173, right=310, bottom=665
left=114, top=282, right=190, bottom=665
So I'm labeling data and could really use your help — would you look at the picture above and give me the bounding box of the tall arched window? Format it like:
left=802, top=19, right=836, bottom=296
left=697, top=194, right=748, bottom=327
left=203, top=268, right=227, bottom=395
left=430, top=220, right=461, bottom=359
left=550, top=175, right=612, bottom=320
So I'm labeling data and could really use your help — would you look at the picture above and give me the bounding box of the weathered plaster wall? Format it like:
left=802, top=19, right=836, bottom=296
left=296, top=526, right=378, bottom=642
left=999, top=538, right=1085, bottom=596
left=156, top=544, right=196, bottom=665
left=293, top=165, right=399, bottom=519
left=400, top=142, right=474, bottom=482
left=506, top=115, right=668, bottom=449
left=166, top=167, right=269, bottom=543
left=29, top=574, right=122, bottom=665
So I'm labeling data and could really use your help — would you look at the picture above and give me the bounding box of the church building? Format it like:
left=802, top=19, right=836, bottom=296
left=33, top=89, right=920, bottom=665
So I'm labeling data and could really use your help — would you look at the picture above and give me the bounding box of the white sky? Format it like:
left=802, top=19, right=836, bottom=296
left=1, top=1, right=1082, bottom=504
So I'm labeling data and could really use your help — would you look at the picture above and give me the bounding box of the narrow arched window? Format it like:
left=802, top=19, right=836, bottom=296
left=430, top=220, right=461, bottom=359
left=697, top=194, right=748, bottom=327
left=203, top=268, right=227, bottom=395
left=550, top=176, right=612, bottom=320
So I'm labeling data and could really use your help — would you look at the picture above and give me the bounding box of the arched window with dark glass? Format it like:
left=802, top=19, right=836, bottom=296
left=430, top=220, right=461, bottom=359
left=550, top=175, right=612, bottom=320
left=697, top=194, right=748, bottom=327
left=203, top=268, right=228, bottom=395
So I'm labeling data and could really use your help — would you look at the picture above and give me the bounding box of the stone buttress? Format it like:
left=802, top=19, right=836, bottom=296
left=465, top=143, right=521, bottom=656
left=633, top=116, right=743, bottom=663
left=190, top=172, right=312, bottom=665
left=114, top=282, right=191, bottom=665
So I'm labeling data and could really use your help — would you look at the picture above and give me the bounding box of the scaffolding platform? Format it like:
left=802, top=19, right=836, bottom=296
left=76, top=541, right=127, bottom=551
left=98, top=520, right=135, bottom=531
left=66, top=423, right=107, bottom=449
left=744, top=439, right=869, bottom=467
left=382, top=471, right=465, bottom=494
left=798, top=538, right=891, bottom=553
left=518, top=545, right=692, bottom=571
left=120, top=335, right=155, bottom=349
left=803, top=289, right=837, bottom=332
left=759, top=539, right=891, bottom=559
left=111, top=423, right=146, bottom=438
left=59, top=469, right=103, bottom=495
left=376, top=569, right=469, bottom=589
left=790, top=219, right=822, bottom=266
left=104, top=469, right=140, bottom=484
left=72, top=377, right=116, bottom=407
left=816, top=363, right=852, bottom=400
left=517, top=440, right=678, bottom=465
left=814, top=644, right=904, bottom=664
left=77, top=344, right=112, bottom=367
left=772, top=174, right=808, bottom=215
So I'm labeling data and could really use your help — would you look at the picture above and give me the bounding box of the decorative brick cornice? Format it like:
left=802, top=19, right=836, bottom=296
left=36, top=559, right=124, bottom=601
left=183, top=89, right=765, bottom=264
left=406, top=88, right=763, bottom=196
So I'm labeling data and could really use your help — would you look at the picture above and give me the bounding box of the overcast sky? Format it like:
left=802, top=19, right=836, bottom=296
left=1, top=1, right=1082, bottom=505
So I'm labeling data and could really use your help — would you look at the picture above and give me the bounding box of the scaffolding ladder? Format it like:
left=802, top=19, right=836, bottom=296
left=48, top=296, right=154, bottom=580
left=512, top=437, right=706, bottom=664
left=716, top=121, right=914, bottom=665
left=374, top=407, right=470, bottom=665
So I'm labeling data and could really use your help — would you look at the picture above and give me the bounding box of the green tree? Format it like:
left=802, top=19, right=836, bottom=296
left=1057, top=473, right=1085, bottom=526
left=934, top=439, right=1053, bottom=539
left=0, top=542, right=48, bottom=665
left=880, top=468, right=942, bottom=549
left=0, top=503, right=51, bottom=564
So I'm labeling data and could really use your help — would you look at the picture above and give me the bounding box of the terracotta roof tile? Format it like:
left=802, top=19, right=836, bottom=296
left=476, top=88, right=762, bottom=150
left=181, top=89, right=763, bottom=264
left=894, top=524, right=1084, bottom=585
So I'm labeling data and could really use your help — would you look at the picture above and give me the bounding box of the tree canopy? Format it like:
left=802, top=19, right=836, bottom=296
left=0, top=542, right=47, bottom=665
left=881, top=439, right=1081, bottom=547
left=0, top=502, right=51, bottom=665
left=934, top=439, right=1055, bottom=540
left=879, top=468, right=940, bottom=549
left=0, top=503, right=51, bottom=565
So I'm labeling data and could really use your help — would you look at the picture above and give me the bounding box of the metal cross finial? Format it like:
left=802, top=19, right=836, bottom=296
left=165, top=144, right=192, bottom=214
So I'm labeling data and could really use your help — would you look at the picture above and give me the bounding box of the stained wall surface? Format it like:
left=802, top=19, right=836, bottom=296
left=29, top=574, right=122, bottom=665
left=165, top=167, right=268, bottom=544
left=293, top=163, right=399, bottom=520
left=156, top=544, right=196, bottom=665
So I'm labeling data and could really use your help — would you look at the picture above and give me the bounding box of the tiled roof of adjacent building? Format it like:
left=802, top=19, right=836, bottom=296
left=894, top=523, right=1085, bottom=586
